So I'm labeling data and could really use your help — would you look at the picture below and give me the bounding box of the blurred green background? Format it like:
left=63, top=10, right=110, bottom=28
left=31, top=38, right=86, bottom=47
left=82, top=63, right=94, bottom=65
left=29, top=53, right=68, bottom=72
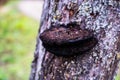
left=0, top=0, right=40, bottom=80
left=0, top=0, right=120, bottom=80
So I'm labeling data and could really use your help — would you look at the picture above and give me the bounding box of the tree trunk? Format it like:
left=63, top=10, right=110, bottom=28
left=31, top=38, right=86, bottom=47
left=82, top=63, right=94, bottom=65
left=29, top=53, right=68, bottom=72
left=30, top=0, right=120, bottom=80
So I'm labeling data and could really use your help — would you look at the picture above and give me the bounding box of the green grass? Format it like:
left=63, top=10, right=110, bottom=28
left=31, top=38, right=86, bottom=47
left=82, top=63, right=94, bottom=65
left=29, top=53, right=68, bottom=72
left=0, top=1, right=39, bottom=80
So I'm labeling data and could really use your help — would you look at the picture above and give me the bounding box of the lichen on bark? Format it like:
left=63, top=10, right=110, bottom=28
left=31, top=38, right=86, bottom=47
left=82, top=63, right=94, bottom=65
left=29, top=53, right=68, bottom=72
left=30, top=0, right=120, bottom=80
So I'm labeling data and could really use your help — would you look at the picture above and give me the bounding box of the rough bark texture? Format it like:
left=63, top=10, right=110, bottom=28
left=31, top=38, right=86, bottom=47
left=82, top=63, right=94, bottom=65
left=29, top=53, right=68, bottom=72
left=30, top=0, right=120, bottom=80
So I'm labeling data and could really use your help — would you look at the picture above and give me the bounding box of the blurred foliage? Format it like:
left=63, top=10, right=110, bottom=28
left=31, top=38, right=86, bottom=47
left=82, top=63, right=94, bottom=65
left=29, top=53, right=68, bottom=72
left=116, top=76, right=120, bottom=80
left=0, top=1, right=39, bottom=80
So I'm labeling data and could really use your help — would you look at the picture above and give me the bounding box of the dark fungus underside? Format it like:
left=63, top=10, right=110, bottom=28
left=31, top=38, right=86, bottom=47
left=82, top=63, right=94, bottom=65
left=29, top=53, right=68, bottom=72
left=40, top=26, right=98, bottom=56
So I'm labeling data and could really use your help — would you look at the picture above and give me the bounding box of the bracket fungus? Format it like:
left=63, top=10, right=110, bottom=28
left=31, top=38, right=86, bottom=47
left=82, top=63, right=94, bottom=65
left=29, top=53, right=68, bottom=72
left=40, top=25, right=98, bottom=56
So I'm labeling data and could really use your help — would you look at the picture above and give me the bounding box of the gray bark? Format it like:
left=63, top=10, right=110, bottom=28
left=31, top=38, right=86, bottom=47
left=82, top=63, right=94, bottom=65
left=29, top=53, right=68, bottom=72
left=30, top=0, right=120, bottom=80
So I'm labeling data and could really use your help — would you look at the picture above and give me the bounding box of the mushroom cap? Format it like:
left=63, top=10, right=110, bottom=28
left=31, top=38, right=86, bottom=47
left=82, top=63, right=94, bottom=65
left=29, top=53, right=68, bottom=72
left=40, top=27, right=98, bottom=56
left=40, top=27, right=93, bottom=45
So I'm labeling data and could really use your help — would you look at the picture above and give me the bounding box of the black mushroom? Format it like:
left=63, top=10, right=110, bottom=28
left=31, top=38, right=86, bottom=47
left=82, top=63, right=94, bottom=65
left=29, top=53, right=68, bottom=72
left=40, top=26, right=98, bottom=56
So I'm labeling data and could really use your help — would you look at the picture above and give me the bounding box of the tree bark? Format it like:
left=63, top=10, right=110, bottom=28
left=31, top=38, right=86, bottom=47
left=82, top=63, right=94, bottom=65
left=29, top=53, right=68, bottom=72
left=30, top=0, right=120, bottom=80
